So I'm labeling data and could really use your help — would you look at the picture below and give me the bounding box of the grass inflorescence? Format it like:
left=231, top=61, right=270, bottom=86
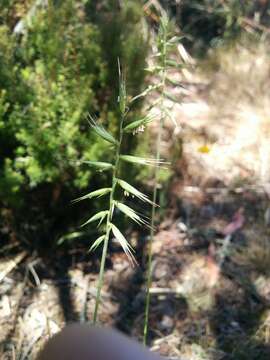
left=73, top=61, right=159, bottom=323
left=143, top=15, right=181, bottom=344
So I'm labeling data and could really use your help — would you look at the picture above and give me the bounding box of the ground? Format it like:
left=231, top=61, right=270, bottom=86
left=1, top=40, right=270, bottom=360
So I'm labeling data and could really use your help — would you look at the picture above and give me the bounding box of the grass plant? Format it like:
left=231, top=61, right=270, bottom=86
left=73, top=15, right=181, bottom=332
left=143, top=15, right=180, bottom=344
left=73, top=62, right=158, bottom=324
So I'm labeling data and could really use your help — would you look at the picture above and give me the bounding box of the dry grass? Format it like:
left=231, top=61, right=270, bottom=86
left=234, top=228, right=270, bottom=277
left=203, top=38, right=270, bottom=184
left=177, top=37, right=270, bottom=187
left=161, top=36, right=270, bottom=359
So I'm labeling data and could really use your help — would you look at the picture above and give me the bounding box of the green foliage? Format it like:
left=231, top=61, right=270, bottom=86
left=86, top=0, right=148, bottom=96
left=0, top=0, right=148, bottom=210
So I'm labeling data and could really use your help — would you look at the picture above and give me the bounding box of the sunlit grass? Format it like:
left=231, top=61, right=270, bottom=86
left=73, top=62, right=155, bottom=323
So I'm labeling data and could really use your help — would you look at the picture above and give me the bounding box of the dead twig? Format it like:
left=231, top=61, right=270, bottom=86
left=0, top=251, right=27, bottom=283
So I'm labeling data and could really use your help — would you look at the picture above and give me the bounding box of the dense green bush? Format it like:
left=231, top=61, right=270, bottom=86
left=0, top=0, right=148, bottom=214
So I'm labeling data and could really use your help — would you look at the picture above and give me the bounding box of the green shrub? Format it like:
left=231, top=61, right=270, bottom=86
left=0, top=0, right=148, bottom=216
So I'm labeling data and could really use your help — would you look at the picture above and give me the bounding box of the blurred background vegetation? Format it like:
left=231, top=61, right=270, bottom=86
left=0, top=0, right=269, bottom=244
left=0, top=0, right=149, bottom=245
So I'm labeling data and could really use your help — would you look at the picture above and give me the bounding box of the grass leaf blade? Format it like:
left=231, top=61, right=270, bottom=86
left=72, top=188, right=111, bottom=203
left=120, top=154, right=169, bottom=167
left=88, top=115, right=118, bottom=145
left=81, top=161, right=114, bottom=170
left=57, top=231, right=83, bottom=245
left=81, top=210, right=108, bottom=228
left=114, top=201, right=148, bottom=226
left=123, top=115, right=155, bottom=133
left=89, top=235, right=106, bottom=252
left=110, top=223, right=137, bottom=265
left=117, top=178, right=155, bottom=205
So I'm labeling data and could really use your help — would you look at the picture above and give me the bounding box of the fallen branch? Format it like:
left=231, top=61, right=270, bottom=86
left=0, top=251, right=27, bottom=283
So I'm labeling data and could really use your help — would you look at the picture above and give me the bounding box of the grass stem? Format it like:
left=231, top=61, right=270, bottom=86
left=93, top=83, right=126, bottom=323
left=144, top=16, right=168, bottom=345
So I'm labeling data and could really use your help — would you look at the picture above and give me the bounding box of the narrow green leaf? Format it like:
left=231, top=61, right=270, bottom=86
left=110, top=223, right=137, bottom=265
left=110, top=201, right=115, bottom=220
left=144, top=66, right=163, bottom=73
left=120, top=155, right=169, bottom=167
left=92, top=125, right=117, bottom=144
left=118, top=59, right=127, bottom=114
left=57, top=231, right=83, bottom=245
left=89, top=235, right=106, bottom=252
left=117, top=178, right=155, bottom=205
left=82, top=161, right=114, bottom=170
left=114, top=201, right=148, bottom=226
left=166, top=59, right=182, bottom=68
left=130, top=84, right=162, bottom=102
left=81, top=210, right=109, bottom=228
left=88, top=115, right=118, bottom=145
left=72, top=188, right=111, bottom=203
left=123, top=115, right=155, bottom=133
